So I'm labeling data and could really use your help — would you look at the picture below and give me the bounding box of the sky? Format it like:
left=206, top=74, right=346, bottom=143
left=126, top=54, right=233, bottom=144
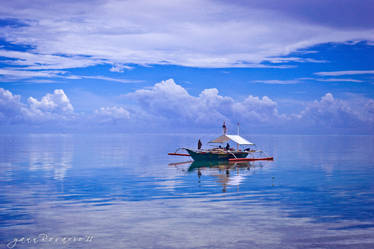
left=0, top=0, right=373, bottom=134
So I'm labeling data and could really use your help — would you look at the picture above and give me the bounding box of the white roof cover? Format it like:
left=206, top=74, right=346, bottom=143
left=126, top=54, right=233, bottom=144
left=209, top=134, right=254, bottom=145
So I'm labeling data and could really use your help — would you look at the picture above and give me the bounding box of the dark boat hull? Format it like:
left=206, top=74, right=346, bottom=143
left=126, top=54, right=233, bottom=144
left=185, top=149, right=248, bottom=161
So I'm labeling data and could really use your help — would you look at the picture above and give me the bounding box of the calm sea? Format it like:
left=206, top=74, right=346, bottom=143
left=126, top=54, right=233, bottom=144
left=0, top=134, right=374, bottom=249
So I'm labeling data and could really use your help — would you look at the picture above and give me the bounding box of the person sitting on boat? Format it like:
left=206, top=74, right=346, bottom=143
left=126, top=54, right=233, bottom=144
left=225, top=143, right=230, bottom=150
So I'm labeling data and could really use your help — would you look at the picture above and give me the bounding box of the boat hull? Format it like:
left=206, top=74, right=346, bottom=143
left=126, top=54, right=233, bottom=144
left=185, top=149, right=248, bottom=161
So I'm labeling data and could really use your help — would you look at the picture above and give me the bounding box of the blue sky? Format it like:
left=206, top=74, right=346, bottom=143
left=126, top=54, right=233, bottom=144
left=0, top=0, right=373, bottom=134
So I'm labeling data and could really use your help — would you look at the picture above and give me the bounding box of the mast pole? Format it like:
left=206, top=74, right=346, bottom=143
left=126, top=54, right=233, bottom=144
left=237, top=122, right=239, bottom=151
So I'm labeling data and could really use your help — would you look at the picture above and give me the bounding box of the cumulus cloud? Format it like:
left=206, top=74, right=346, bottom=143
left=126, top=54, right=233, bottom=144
left=128, top=79, right=374, bottom=132
left=95, top=106, right=130, bottom=123
left=235, top=95, right=283, bottom=123
left=0, top=88, right=27, bottom=122
left=0, top=0, right=372, bottom=73
left=128, top=79, right=198, bottom=122
left=27, top=89, right=74, bottom=121
left=297, top=93, right=374, bottom=128
left=0, top=88, right=75, bottom=124
left=0, top=80, right=373, bottom=133
left=128, top=79, right=284, bottom=126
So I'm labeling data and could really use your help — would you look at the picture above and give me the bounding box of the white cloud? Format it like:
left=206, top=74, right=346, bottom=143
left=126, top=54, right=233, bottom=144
left=128, top=79, right=374, bottom=132
left=25, top=79, right=58, bottom=84
left=128, top=79, right=196, bottom=122
left=1, top=79, right=373, bottom=133
left=315, top=78, right=363, bottom=83
left=128, top=78, right=284, bottom=126
left=0, top=68, right=140, bottom=83
left=0, top=68, right=66, bottom=80
left=315, top=70, right=374, bottom=76
left=95, top=106, right=130, bottom=123
left=28, top=89, right=73, bottom=113
left=235, top=95, right=283, bottom=123
left=110, top=64, right=133, bottom=72
left=253, top=79, right=300, bottom=84
left=297, top=93, right=374, bottom=128
left=0, top=88, right=75, bottom=124
left=254, top=77, right=364, bottom=84
left=80, top=75, right=142, bottom=84
left=0, top=49, right=102, bottom=70
left=0, top=0, right=373, bottom=70
left=26, top=89, right=74, bottom=122
left=0, top=88, right=27, bottom=122
left=264, top=57, right=328, bottom=64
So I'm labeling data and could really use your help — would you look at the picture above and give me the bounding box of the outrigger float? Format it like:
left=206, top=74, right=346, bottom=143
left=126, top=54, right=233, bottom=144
left=168, top=122, right=274, bottom=162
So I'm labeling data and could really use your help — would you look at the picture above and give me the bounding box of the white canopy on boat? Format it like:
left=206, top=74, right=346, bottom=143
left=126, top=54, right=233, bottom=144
left=208, top=134, right=254, bottom=145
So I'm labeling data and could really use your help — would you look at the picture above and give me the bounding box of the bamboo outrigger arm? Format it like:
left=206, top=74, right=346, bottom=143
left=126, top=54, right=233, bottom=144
left=168, top=147, right=190, bottom=156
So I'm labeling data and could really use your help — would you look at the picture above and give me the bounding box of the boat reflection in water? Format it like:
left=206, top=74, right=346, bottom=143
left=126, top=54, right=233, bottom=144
left=169, top=160, right=265, bottom=192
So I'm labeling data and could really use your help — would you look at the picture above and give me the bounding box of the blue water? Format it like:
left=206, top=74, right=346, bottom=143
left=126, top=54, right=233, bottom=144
left=0, top=134, right=374, bottom=248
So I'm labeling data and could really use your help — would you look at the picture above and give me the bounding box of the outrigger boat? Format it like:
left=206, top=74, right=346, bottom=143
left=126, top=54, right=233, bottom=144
left=168, top=122, right=274, bottom=162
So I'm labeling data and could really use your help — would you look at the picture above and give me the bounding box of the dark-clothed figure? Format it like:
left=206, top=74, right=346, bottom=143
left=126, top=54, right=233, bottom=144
left=222, top=121, right=227, bottom=134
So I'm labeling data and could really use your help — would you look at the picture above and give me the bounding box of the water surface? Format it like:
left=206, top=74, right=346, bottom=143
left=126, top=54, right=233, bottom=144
left=0, top=134, right=374, bottom=248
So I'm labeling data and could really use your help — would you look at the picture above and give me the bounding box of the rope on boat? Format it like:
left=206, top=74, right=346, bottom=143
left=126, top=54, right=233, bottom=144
left=227, top=151, right=238, bottom=159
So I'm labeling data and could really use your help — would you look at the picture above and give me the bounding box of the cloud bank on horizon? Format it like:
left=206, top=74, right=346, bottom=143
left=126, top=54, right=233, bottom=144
left=0, top=0, right=373, bottom=133
left=1, top=79, right=373, bottom=134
